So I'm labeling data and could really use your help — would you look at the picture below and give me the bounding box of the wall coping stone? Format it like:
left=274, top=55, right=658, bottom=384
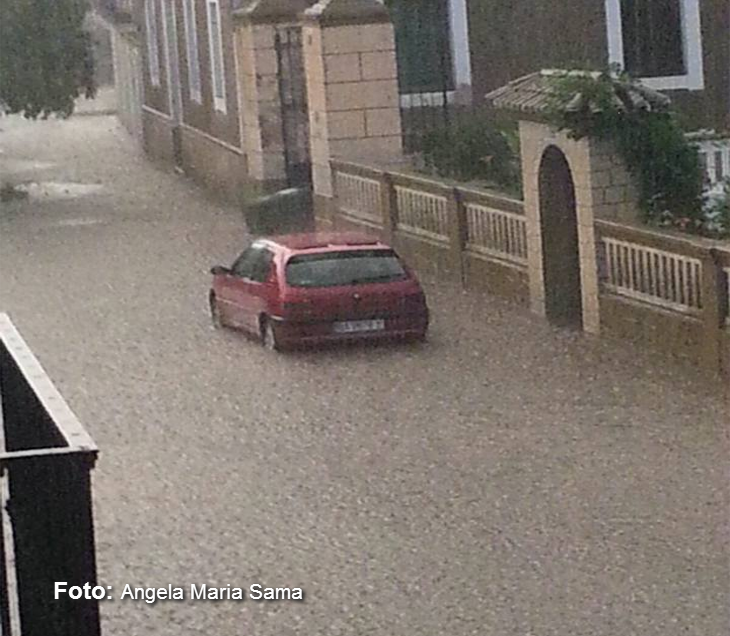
left=303, top=0, right=390, bottom=26
left=233, top=0, right=312, bottom=24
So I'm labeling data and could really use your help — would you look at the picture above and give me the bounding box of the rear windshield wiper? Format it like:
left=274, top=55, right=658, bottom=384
left=346, top=274, right=404, bottom=284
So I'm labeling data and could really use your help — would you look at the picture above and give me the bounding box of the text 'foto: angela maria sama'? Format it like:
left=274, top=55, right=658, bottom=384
left=119, top=583, right=305, bottom=604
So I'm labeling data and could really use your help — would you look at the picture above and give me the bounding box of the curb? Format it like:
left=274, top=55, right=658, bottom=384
left=72, top=109, right=118, bottom=118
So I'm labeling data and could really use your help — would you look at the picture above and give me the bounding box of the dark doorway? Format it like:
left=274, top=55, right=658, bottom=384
left=538, top=146, right=583, bottom=328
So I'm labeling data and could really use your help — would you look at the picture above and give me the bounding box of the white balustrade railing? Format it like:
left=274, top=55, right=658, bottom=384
left=334, top=171, right=382, bottom=224
left=696, top=138, right=730, bottom=197
left=465, top=202, right=528, bottom=265
left=602, top=238, right=703, bottom=313
left=394, top=186, right=449, bottom=240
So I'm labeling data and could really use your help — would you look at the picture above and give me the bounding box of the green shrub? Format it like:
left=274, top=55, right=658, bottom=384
left=545, top=70, right=705, bottom=232
left=420, top=116, right=522, bottom=195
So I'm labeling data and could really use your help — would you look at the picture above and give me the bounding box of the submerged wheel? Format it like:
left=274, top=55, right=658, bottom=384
left=406, top=330, right=427, bottom=344
left=261, top=318, right=280, bottom=351
left=209, top=293, right=223, bottom=329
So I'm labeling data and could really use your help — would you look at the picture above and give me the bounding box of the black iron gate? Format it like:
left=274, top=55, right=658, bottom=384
left=274, top=27, right=312, bottom=189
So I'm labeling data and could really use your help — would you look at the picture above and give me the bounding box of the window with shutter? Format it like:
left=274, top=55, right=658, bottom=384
left=206, top=0, right=226, bottom=112
left=605, top=0, right=704, bottom=90
left=145, top=0, right=161, bottom=86
left=621, top=0, right=685, bottom=77
left=389, top=0, right=454, bottom=95
left=183, top=0, right=202, bottom=103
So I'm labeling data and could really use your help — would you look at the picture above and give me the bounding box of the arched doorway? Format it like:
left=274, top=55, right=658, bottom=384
left=538, top=146, right=583, bottom=328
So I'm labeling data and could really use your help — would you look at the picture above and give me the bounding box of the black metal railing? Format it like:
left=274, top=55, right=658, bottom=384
left=389, top=0, right=456, bottom=154
left=0, top=314, right=100, bottom=636
left=274, top=26, right=312, bottom=189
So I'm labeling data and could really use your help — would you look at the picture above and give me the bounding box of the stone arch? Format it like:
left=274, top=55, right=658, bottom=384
left=519, top=121, right=601, bottom=334
left=538, top=145, right=582, bottom=328
left=487, top=73, right=648, bottom=336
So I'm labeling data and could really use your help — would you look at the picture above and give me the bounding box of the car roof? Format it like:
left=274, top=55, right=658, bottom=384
left=259, top=232, right=388, bottom=253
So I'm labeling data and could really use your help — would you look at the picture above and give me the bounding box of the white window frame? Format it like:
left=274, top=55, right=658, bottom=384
left=145, top=0, right=161, bottom=87
left=448, top=0, right=472, bottom=93
left=605, top=0, right=704, bottom=91
left=206, top=0, right=227, bottom=113
left=183, top=0, right=202, bottom=103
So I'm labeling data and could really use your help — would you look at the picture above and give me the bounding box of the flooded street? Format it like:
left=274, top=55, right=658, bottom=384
left=0, top=103, right=728, bottom=636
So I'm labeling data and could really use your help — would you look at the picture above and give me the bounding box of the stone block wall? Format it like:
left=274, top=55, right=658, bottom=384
left=142, top=108, right=176, bottom=165
left=235, top=23, right=287, bottom=189
left=304, top=18, right=403, bottom=200
left=142, top=105, right=248, bottom=202
left=587, top=141, right=641, bottom=224
left=179, top=126, right=249, bottom=202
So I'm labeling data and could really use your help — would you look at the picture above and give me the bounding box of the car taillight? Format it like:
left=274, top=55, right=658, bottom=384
left=400, top=293, right=426, bottom=310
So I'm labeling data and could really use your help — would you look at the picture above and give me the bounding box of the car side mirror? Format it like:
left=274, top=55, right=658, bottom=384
left=210, top=265, right=231, bottom=276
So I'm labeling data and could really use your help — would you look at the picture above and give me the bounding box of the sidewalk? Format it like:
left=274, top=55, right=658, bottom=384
left=72, top=85, right=117, bottom=117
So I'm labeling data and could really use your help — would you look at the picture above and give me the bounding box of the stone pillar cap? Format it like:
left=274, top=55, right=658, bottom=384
left=303, top=0, right=390, bottom=26
left=234, top=0, right=313, bottom=24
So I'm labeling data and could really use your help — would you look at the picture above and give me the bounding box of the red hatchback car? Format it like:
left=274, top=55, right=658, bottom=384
left=209, top=232, right=429, bottom=350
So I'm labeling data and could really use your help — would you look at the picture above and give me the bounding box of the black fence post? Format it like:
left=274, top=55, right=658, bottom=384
left=0, top=468, right=11, bottom=636
left=7, top=453, right=100, bottom=636
left=0, top=314, right=100, bottom=636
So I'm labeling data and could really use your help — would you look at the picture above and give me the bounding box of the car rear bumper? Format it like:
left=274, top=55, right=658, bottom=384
left=271, top=314, right=428, bottom=346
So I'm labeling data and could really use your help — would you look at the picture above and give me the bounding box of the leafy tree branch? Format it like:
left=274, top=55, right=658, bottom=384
left=0, top=0, right=96, bottom=119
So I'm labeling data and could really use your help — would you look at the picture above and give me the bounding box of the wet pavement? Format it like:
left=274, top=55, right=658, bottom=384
left=0, top=100, right=728, bottom=636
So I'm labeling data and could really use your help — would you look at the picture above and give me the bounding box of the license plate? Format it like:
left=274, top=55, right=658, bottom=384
left=333, top=319, right=385, bottom=334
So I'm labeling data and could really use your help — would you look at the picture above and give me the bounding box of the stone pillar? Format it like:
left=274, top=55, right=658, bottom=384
left=233, top=0, right=310, bottom=190
left=519, top=120, right=619, bottom=335
left=699, top=249, right=726, bottom=379
left=302, top=0, right=403, bottom=204
left=447, top=188, right=467, bottom=285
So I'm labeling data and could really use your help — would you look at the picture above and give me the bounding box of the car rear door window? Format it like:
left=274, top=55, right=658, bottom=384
left=286, top=250, right=407, bottom=288
left=249, top=249, right=274, bottom=283
left=232, top=247, right=259, bottom=278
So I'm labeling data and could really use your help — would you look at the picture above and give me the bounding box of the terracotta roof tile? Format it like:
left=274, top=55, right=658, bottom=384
left=486, top=70, right=671, bottom=117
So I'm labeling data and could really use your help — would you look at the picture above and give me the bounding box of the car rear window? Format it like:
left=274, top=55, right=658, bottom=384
left=286, top=250, right=408, bottom=288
